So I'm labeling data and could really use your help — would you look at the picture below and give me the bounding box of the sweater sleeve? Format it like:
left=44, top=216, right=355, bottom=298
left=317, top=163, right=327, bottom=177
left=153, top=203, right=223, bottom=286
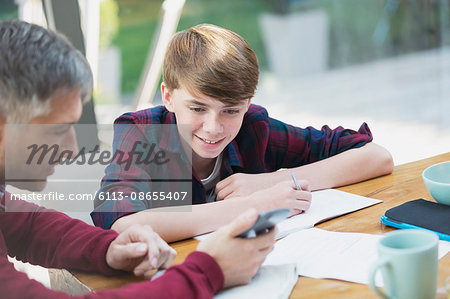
left=1, top=193, right=120, bottom=275
left=1, top=193, right=224, bottom=298
left=0, top=249, right=224, bottom=299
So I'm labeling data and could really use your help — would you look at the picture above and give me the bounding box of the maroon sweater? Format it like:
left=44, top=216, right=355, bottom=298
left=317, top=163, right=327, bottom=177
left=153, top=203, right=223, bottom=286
left=0, top=193, right=224, bottom=298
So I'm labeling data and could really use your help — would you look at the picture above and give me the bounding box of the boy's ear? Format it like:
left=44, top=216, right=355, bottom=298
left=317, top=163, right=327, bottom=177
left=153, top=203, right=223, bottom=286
left=161, top=82, right=175, bottom=112
left=245, top=98, right=251, bottom=110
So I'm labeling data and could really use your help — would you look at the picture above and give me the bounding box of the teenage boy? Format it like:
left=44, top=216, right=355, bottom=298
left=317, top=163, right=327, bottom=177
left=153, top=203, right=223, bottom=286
left=0, top=20, right=276, bottom=298
left=92, top=24, right=394, bottom=242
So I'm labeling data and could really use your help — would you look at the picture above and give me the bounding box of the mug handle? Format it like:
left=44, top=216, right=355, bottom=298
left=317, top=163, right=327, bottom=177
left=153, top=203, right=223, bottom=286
left=369, top=258, right=391, bottom=299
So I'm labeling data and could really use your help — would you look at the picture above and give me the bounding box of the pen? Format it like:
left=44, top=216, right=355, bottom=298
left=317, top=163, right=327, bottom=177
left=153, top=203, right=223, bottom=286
left=290, top=172, right=302, bottom=191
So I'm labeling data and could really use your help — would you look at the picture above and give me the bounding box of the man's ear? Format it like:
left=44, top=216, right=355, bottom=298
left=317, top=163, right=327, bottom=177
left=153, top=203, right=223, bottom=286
left=161, top=82, right=175, bottom=112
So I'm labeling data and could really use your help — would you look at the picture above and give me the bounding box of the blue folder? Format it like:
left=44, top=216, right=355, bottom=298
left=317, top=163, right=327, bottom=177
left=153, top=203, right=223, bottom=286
left=380, top=199, right=450, bottom=242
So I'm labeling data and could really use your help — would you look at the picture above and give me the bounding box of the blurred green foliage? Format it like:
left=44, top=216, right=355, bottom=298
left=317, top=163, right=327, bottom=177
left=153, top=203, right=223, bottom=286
left=112, top=0, right=448, bottom=96
left=100, top=0, right=120, bottom=49
left=113, top=0, right=270, bottom=94
left=2, top=0, right=445, bottom=99
left=0, top=0, right=18, bottom=20
left=311, top=0, right=448, bottom=68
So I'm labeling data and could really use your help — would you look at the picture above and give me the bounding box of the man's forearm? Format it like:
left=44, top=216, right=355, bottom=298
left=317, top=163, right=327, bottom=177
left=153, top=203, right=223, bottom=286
left=111, top=197, right=254, bottom=242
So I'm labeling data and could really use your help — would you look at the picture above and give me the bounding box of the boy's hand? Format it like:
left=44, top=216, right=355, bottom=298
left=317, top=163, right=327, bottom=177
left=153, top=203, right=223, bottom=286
left=251, top=180, right=311, bottom=216
left=197, top=209, right=276, bottom=288
left=216, top=172, right=275, bottom=200
left=216, top=174, right=312, bottom=216
left=106, top=224, right=176, bottom=276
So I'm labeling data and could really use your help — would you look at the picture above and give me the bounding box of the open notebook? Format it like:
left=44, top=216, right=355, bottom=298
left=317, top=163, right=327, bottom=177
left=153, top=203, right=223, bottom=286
left=196, top=189, right=382, bottom=241
left=276, top=189, right=381, bottom=238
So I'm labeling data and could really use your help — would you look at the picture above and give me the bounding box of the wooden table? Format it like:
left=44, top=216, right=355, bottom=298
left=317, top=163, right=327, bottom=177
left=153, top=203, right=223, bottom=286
left=58, top=153, right=450, bottom=298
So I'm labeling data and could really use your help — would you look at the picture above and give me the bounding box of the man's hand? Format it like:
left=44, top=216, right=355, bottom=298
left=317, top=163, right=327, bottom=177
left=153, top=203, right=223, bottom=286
left=106, top=224, right=176, bottom=276
left=197, top=209, right=276, bottom=288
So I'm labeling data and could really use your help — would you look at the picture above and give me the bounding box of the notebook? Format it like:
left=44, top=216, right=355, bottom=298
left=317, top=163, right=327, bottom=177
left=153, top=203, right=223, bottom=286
left=196, top=189, right=382, bottom=240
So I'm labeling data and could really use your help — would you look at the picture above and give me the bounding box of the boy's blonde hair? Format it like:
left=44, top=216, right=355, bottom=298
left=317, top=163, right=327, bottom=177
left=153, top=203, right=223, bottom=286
left=163, top=24, right=259, bottom=105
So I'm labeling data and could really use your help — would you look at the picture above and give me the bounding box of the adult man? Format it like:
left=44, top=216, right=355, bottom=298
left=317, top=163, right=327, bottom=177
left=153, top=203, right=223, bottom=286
left=0, top=20, right=275, bottom=298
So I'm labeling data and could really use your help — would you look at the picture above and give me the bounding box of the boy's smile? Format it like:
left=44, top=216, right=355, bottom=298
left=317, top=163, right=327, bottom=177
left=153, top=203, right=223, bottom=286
left=162, top=83, right=250, bottom=174
left=194, top=135, right=226, bottom=149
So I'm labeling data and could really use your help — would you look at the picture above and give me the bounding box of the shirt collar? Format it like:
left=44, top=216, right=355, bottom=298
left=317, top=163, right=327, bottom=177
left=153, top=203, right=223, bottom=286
left=156, top=111, right=184, bottom=153
left=222, top=140, right=244, bottom=176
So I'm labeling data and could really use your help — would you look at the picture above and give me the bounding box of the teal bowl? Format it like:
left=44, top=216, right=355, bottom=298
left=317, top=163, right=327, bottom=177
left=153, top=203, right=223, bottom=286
left=422, top=161, right=450, bottom=205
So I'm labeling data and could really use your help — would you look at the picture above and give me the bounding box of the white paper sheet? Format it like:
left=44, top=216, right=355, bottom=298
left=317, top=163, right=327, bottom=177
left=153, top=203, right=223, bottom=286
left=263, top=228, right=450, bottom=286
left=214, top=264, right=297, bottom=299
left=276, top=189, right=382, bottom=238
left=195, top=189, right=381, bottom=241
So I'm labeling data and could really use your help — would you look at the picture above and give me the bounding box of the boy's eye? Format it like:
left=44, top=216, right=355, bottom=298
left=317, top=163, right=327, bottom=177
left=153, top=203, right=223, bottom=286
left=190, top=107, right=205, bottom=112
left=225, top=109, right=240, bottom=115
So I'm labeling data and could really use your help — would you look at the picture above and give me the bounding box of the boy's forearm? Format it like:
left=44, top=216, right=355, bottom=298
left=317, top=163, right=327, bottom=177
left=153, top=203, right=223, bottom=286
left=283, top=142, right=394, bottom=190
left=260, top=142, right=393, bottom=191
left=111, top=198, right=254, bottom=242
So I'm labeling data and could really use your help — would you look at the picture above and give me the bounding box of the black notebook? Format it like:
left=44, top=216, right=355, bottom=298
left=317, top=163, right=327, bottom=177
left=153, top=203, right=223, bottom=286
left=380, top=199, right=450, bottom=241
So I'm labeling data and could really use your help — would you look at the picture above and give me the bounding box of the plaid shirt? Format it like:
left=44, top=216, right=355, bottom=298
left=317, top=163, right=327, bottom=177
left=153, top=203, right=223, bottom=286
left=91, top=104, right=373, bottom=229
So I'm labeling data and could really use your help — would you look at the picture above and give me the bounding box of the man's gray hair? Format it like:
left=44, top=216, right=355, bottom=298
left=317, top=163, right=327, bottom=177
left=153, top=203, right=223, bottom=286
left=0, top=20, right=92, bottom=123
